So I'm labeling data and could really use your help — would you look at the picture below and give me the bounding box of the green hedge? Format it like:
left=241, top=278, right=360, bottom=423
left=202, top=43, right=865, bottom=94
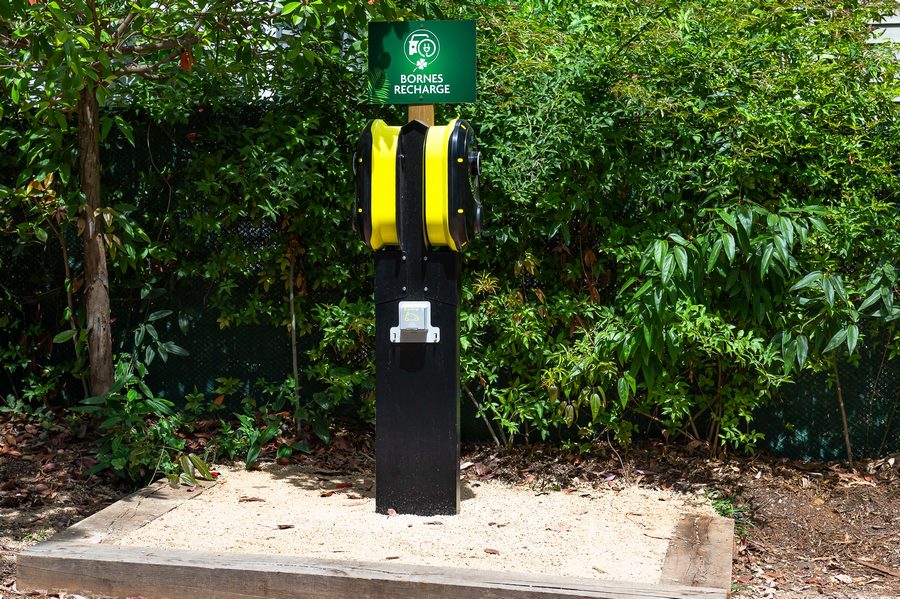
left=3, top=0, right=899, bottom=459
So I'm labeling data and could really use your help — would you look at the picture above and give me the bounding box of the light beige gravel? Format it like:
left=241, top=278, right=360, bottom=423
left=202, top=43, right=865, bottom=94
left=114, top=465, right=716, bottom=583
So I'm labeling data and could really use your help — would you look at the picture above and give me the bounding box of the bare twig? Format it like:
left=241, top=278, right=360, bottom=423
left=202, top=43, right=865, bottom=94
left=288, top=243, right=302, bottom=434
left=607, top=432, right=629, bottom=483
left=46, top=217, right=90, bottom=398
left=833, top=358, right=854, bottom=469
left=852, top=558, right=900, bottom=578
left=463, top=383, right=501, bottom=448
left=0, top=37, right=29, bottom=50
left=146, top=121, right=174, bottom=241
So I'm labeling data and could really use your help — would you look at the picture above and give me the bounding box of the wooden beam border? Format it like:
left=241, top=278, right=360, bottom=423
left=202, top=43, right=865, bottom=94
left=52, top=478, right=218, bottom=545
left=660, top=513, right=735, bottom=596
left=18, top=479, right=733, bottom=599
left=19, top=541, right=729, bottom=599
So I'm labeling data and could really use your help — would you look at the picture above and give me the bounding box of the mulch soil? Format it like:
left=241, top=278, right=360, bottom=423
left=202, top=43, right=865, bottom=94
left=1, top=412, right=898, bottom=599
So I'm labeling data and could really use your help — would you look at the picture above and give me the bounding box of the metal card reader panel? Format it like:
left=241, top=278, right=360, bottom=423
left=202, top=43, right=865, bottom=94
left=390, top=301, right=440, bottom=343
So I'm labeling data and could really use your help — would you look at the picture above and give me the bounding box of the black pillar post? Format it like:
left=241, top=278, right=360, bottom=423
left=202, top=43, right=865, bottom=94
left=374, top=120, right=461, bottom=516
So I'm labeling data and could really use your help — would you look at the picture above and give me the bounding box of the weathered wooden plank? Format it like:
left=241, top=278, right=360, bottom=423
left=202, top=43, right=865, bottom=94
left=52, top=478, right=216, bottom=545
left=659, top=514, right=734, bottom=594
left=19, top=542, right=728, bottom=599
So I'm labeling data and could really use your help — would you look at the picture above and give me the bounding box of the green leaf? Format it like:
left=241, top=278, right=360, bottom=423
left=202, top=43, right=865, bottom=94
left=147, top=309, right=173, bottom=322
left=859, top=288, right=881, bottom=311
left=244, top=444, right=261, bottom=469
left=823, top=328, right=848, bottom=353
left=783, top=339, right=797, bottom=374
left=653, top=239, right=667, bottom=270
left=718, top=210, right=737, bottom=230
left=809, top=216, right=828, bottom=233
left=164, top=342, right=189, bottom=357
left=99, top=415, right=121, bottom=429
left=34, top=227, right=48, bottom=243
left=832, top=276, right=847, bottom=303
left=188, top=453, right=214, bottom=481
left=291, top=441, right=312, bottom=454
left=846, top=325, right=859, bottom=355
left=823, top=276, right=834, bottom=308
left=114, top=116, right=134, bottom=146
left=881, top=286, right=894, bottom=312
left=706, top=239, right=722, bottom=273
left=79, top=395, right=106, bottom=405
left=737, top=206, right=753, bottom=236
left=773, top=235, right=789, bottom=267
left=179, top=471, right=198, bottom=486
left=312, top=419, right=330, bottom=444
left=789, top=271, right=822, bottom=292
left=590, top=391, right=603, bottom=422
left=796, top=334, right=809, bottom=368
left=178, top=312, right=190, bottom=335
left=616, top=376, right=629, bottom=407
left=722, top=232, right=735, bottom=263
left=778, top=216, right=794, bottom=247
left=673, top=246, right=688, bottom=278
left=661, top=253, right=675, bottom=285
left=282, top=1, right=302, bottom=15
left=668, top=233, right=689, bottom=246
left=52, top=329, right=76, bottom=343
left=178, top=455, right=197, bottom=484
left=760, top=244, right=774, bottom=278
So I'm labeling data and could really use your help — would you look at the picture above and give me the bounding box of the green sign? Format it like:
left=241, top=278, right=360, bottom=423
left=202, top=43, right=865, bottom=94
left=368, top=20, right=476, bottom=105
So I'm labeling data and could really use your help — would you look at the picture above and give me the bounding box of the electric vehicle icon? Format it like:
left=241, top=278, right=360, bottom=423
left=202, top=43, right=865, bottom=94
left=404, top=29, right=440, bottom=66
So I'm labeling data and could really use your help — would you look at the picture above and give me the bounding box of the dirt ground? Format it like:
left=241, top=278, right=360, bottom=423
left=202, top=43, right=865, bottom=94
left=1, top=412, right=899, bottom=599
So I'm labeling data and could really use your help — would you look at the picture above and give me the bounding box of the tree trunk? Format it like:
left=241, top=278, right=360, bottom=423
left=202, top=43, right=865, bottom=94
left=78, top=84, right=113, bottom=396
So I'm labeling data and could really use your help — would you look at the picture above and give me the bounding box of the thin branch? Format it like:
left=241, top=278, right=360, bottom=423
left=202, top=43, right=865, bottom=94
left=113, top=48, right=181, bottom=76
left=119, top=35, right=198, bottom=55
left=464, top=383, right=501, bottom=448
left=46, top=216, right=90, bottom=398
left=113, top=11, right=139, bottom=40
left=87, top=0, right=101, bottom=42
left=0, top=37, right=30, bottom=50
left=833, top=357, right=854, bottom=469
left=288, top=243, right=302, bottom=436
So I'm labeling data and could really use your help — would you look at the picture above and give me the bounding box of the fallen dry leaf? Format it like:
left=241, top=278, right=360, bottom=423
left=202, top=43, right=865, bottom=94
left=320, top=490, right=335, bottom=497
left=484, top=548, right=500, bottom=555
left=238, top=496, right=265, bottom=502
left=474, top=462, right=491, bottom=477
left=276, top=524, right=294, bottom=530
left=387, top=508, right=397, bottom=517
left=424, top=520, right=443, bottom=525
left=385, top=556, right=400, bottom=560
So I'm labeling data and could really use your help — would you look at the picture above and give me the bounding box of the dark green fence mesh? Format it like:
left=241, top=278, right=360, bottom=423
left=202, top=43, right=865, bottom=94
left=757, top=342, right=900, bottom=461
